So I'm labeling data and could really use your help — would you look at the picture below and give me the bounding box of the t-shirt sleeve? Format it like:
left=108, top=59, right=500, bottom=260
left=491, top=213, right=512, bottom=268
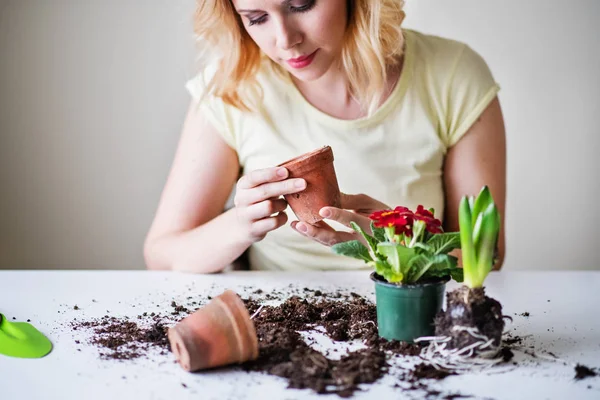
left=185, top=67, right=237, bottom=150
left=442, top=45, right=500, bottom=147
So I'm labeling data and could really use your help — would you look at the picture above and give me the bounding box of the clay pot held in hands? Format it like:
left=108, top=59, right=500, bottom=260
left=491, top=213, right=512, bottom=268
left=167, top=290, right=258, bottom=372
left=278, top=146, right=342, bottom=224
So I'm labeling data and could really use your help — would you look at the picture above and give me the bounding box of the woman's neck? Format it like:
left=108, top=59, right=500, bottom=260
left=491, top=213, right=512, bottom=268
left=290, top=58, right=403, bottom=120
left=292, top=64, right=355, bottom=116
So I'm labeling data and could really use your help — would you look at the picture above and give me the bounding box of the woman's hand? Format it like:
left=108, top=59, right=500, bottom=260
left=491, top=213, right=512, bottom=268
left=234, top=167, right=306, bottom=244
left=291, top=193, right=390, bottom=246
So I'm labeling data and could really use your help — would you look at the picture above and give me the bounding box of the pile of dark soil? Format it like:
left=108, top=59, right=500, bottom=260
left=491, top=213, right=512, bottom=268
left=241, top=295, right=449, bottom=397
left=435, top=286, right=505, bottom=354
left=71, top=316, right=170, bottom=360
left=69, top=300, right=196, bottom=360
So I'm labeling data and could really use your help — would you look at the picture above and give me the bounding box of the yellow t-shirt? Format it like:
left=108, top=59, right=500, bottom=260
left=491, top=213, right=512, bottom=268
left=185, top=29, right=500, bottom=271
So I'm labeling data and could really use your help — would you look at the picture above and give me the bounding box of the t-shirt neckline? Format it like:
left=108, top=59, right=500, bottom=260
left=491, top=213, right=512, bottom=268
left=282, top=29, right=414, bottom=130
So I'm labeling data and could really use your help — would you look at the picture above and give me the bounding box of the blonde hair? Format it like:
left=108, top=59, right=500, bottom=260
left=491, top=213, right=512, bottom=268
left=193, top=0, right=406, bottom=115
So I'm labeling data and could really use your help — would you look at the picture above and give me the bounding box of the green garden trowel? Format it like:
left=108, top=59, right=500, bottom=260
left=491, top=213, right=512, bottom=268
left=0, top=313, right=52, bottom=358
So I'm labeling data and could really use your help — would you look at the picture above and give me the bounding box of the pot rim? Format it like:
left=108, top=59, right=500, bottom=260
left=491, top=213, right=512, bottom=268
left=277, top=145, right=333, bottom=168
left=369, top=271, right=450, bottom=289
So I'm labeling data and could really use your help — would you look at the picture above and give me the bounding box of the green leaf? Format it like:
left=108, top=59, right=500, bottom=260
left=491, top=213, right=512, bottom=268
left=350, top=222, right=379, bottom=257
left=404, top=254, right=431, bottom=283
left=472, top=186, right=493, bottom=230
left=475, top=203, right=500, bottom=282
left=411, top=220, right=426, bottom=246
left=331, top=240, right=372, bottom=263
left=371, top=259, right=404, bottom=283
left=422, top=230, right=434, bottom=243
left=459, top=196, right=478, bottom=288
left=406, top=254, right=450, bottom=283
left=433, top=253, right=458, bottom=269
left=413, top=242, right=433, bottom=253
left=420, top=255, right=462, bottom=282
left=450, top=266, right=464, bottom=282
left=371, top=221, right=386, bottom=243
left=472, top=212, right=484, bottom=251
left=382, top=268, right=403, bottom=283
left=372, top=259, right=388, bottom=276
left=377, top=243, right=416, bottom=277
left=426, top=232, right=461, bottom=255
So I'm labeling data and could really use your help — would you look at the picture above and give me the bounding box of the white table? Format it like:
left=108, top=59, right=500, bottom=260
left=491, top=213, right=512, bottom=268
left=1, top=270, right=599, bottom=399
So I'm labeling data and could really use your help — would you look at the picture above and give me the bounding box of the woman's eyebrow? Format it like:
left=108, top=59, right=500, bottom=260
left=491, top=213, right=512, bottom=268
left=238, top=0, right=293, bottom=13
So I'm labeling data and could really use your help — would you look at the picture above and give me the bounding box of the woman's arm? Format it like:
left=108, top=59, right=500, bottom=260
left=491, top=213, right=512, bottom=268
left=443, top=96, right=507, bottom=270
left=143, top=100, right=244, bottom=273
left=144, top=100, right=307, bottom=273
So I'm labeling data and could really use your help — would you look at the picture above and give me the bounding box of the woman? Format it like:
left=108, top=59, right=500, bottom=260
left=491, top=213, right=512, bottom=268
left=144, top=0, right=506, bottom=273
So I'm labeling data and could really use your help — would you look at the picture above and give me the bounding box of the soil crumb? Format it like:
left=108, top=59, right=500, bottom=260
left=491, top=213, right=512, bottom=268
left=575, top=364, right=598, bottom=380
left=410, top=363, right=456, bottom=380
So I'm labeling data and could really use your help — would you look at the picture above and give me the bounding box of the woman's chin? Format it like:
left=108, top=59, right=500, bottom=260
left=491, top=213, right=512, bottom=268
left=286, top=65, right=327, bottom=83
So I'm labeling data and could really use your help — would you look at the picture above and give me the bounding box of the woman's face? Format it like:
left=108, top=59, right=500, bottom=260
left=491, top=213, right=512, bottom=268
left=232, top=0, right=348, bottom=81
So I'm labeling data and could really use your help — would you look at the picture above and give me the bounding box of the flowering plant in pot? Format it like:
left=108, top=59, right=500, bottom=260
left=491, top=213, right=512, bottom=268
left=331, top=205, right=463, bottom=342
left=432, top=186, right=505, bottom=360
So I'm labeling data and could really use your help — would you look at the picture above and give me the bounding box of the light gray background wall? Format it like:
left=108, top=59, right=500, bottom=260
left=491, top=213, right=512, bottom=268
left=1, top=0, right=598, bottom=270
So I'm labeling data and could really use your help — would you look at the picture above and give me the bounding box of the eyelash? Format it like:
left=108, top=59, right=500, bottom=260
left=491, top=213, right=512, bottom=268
left=248, top=0, right=316, bottom=26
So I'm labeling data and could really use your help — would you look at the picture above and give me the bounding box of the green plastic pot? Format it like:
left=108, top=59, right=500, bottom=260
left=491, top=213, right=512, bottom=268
left=370, top=272, right=449, bottom=342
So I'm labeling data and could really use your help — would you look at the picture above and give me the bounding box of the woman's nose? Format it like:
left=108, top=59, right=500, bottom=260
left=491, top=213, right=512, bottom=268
left=275, top=20, right=302, bottom=51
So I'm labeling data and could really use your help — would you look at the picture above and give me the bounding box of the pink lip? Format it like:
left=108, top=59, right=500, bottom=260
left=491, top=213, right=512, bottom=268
left=286, top=50, right=318, bottom=69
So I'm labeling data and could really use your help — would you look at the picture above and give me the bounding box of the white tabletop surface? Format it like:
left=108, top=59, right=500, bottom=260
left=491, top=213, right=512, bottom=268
left=1, top=270, right=599, bottom=400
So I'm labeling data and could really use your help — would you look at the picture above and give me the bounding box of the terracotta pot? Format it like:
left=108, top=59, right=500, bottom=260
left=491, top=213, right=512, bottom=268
left=278, top=146, right=342, bottom=224
left=167, top=290, right=258, bottom=372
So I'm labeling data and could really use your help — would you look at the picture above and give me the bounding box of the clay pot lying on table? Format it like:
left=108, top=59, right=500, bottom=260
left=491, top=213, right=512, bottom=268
left=278, top=146, right=342, bottom=225
left=168, top=290, right=258, bottom=372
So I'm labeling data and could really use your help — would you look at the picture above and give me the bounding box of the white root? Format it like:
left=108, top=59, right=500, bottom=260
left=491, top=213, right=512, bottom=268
left=413, top=327, right=506, bottom=373
left=250, top=305, right=264, bottom=320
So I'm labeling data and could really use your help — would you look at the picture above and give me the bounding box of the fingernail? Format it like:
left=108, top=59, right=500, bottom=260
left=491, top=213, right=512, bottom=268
left=296, top=223, right=307, bottom=233
left=294, top=179, right=306, bottom=189
left=320, top=208, right=331, bottom=218
left=277, top=168, right=287, bottom=177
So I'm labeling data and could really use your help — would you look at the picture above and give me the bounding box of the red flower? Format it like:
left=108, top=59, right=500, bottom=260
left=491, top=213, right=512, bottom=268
left=393, top=206, right=412, bottom=215
left=393, top=206, right=414, bottom=236
left=369, top=205, right=444, bottom=238
left=369, top=207, right=414, bottom=236
left=415, top=205, right=434, bottom=218
left=414, top=205, right=443, bottom=234
left=369, top=209, right=408, bottom=229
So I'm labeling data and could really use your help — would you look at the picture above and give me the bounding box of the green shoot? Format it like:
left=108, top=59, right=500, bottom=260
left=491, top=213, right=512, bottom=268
left=459, top=186, right=500, bottom=288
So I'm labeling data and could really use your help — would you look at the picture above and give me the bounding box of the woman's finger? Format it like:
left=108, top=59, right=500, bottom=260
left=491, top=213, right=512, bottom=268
left=292, top=221, right=357, bottom=247
left=244, top=198, right=288, bottom=221
left=290, top=220, right=335, bottom=233
left=319, top=207, right=372, bottom=233
left=237, top=167, right=288, bottom=189
left=246, top=179, right=306, bottom=204
left=339, top=192, right=390, bottom=211
left=249, top=212, right=288, bottom=240
left=311, top=220, right=336, bottom=232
